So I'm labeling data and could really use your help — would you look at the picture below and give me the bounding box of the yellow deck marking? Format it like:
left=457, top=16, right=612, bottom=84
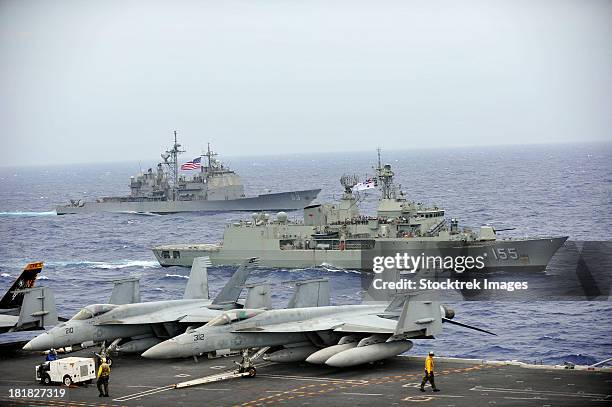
left=238, top=365, right=493, bottom=406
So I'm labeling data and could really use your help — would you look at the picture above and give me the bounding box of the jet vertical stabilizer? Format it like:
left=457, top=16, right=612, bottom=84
left=183, top=257, right=211, bottom=300
left=244, top=282, right=272, bottom=309
left=394, top=294, right=443, bottom=337
left=212, top=258, right=258, bottom=306
left=287, top=279, right=330, bottom=308
left=14, top=287, right=58, bottom=331
left=110, top=277, right=141, bottom=304
left=0, top=262, right=43, bottom=311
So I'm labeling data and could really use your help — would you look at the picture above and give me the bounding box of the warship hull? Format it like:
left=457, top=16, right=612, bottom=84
left=56, top=189, right=321, bottom=215
left=152, top=236, right=568, bottom=271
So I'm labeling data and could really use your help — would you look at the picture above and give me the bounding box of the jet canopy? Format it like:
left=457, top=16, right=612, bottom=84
left=205, top=309, right=264, bottom=327
left=71, top=304, right=118, bottom=321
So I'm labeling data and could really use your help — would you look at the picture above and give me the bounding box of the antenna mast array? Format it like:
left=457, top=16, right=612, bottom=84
left=203, top=142, right=219, bottom=176
left=161, top=130, right=185, bottom=201
left=374, top=148, right=396, bottom=200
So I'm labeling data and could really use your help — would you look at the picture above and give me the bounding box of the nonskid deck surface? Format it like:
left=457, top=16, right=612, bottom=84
left=0, top=350, right=609, bottom=407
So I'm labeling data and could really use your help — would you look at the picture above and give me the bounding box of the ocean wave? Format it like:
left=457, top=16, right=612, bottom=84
left=163, top=274, right=189, bottom=279
left=342, top=269, right=362, bottom=274
left=0, top=211, right=56, bottom=217
left=38, top=275, right=49, bottom=280
left=50, top=260, right=159, bottom=269
left=318, top=263, right=362, bottom=274
left=0, top=273, right=11, bottom=278
left=94, top=260, right=159, bottom=269
left=318, top=263, right=344, bottom=272
left=536, top=335, right=556, bottom=341
left=119, top=211, right=162, bottom=217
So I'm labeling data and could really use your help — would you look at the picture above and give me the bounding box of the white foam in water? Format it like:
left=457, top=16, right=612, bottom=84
left=319, top=263, right=342, bottom=272
left=318, top=263, right=361, bottom=274
left=51, top=260, right=159, bottom=269
left=164, top=274, right=189, bottom=279
left=119, top=211, right=162, bottom=217
left=0, top=211, right=56, bottom=216
left=0, top=273, right=11, bottom=278
left=38, top=275, right=49, bottom=280
left=95, top=260, right=159, bottom=269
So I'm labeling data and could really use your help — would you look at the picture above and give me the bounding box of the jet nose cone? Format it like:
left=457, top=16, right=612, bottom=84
left=141, top=340, right=180, bottom=359
left=23, top=333, right=53, bottom=352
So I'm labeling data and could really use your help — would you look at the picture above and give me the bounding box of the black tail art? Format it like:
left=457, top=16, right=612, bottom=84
left=0, top=262, right=43, bottom=309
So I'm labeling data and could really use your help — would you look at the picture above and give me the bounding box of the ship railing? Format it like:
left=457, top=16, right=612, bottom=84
left=100, top=196, right=168, bottom=203
left=312, top=238, right=375, bottom=250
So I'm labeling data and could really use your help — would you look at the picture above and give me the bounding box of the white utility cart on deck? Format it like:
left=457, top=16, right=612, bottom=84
left=36, top=357, right=96, bottom=386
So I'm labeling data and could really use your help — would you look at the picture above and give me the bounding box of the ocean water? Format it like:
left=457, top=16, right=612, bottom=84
left=0, top=142, right=610, bottom=364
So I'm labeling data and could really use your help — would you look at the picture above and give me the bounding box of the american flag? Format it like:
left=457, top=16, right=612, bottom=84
left=180, top=157, right=202, bottom=170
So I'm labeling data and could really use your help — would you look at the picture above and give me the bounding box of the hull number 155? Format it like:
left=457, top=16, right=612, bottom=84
left=491, top=248, right=518, bottom=260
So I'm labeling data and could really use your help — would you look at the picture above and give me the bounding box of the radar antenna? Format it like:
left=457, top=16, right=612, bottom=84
left=340, top=174, right=359, bottom=194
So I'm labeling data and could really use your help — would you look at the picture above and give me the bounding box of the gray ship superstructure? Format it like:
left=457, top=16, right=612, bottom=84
left=152, top=151, right=567, bottom=271
left=56, top=132, right=320, bottom=214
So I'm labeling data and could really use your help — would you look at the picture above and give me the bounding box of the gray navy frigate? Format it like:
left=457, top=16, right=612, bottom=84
left=56, top=132, right=320, bottom=215
left=152, top=150, right=567, bottom=271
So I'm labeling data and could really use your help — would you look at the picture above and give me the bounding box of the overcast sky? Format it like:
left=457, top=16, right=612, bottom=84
left=1, top=0, right=611, bottom=166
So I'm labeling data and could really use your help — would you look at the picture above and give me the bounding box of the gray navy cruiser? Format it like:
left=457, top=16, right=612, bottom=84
left=152, top=151, right=567, bottom=271
left=56, top=132, right=320, bottom=215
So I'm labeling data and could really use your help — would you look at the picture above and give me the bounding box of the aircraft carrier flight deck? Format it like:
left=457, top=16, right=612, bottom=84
left=0, top=349, right=609, bottom=407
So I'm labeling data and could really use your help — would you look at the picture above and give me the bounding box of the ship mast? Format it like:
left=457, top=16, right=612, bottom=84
left=163, top=130, right=185, bottom=201
left=203, top=142, right=218, bottom=177
left=375, top=148, right=396, bottom=200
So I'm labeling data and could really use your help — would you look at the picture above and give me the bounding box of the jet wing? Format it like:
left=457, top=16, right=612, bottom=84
left=0, top=315, right=19, bottom=330
left=96, top=305, right=219, bottom=325
left=178, top=308, right=226, bottom=323
left=232, top=313, right=396, bottom=334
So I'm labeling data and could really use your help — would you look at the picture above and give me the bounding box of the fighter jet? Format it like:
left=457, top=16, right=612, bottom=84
left=0, top=262, right=58, bottom=333
left=23, top=257, right=264, bottom=355
left=142, top=293, right=494, bottom=370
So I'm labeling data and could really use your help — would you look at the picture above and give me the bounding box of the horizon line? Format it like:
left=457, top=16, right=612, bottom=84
left=1, top=139, right=610, bottom=169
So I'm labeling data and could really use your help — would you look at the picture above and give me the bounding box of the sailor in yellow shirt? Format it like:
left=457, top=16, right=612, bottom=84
left=420, top=351, right=440, bottom=392
left=96, top=358, right=111, bottom=397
